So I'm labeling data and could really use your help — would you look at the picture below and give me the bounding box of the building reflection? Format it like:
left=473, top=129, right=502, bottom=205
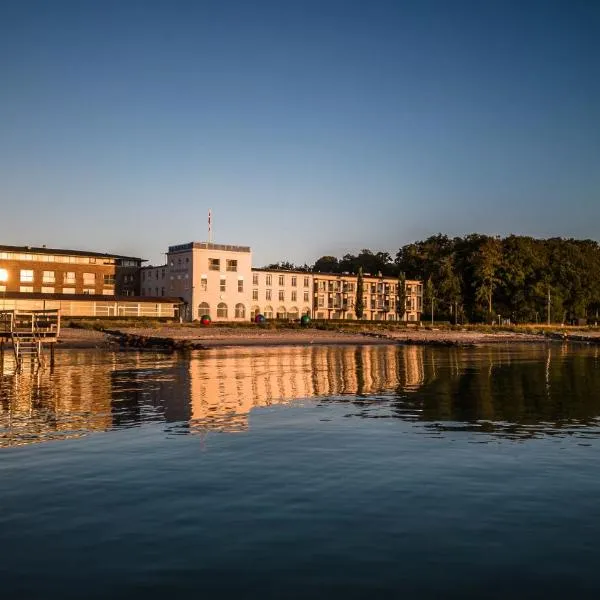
left=4, top=344, right=600, bottom=447
left=0, top=345, right=427, bottom=445
left=186, top=345, right=426, bottom=432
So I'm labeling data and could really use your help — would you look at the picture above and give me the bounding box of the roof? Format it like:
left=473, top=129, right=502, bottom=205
left=168, top=242, right=251, bottom=253
left=252, top=267, right=312, bottom=275
left=0, top=244, right=144, bottom=262
left=0, top=292, right=182, bottom=303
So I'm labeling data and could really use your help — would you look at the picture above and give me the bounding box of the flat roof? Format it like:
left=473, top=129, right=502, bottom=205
left=0, top=244, right=144, bottom=261
left=168, top=242, right=251, bottom=253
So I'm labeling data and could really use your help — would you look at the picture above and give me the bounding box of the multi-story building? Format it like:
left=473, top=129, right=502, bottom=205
left=250, top=269, right=313, bottom=320
left=141, top=240, right=423, bottom=322
left=0, top=244, right=143, bottom=296
left=313, top=272, right=422, bottom=321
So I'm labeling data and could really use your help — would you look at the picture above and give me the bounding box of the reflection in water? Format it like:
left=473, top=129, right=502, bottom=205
left=2, top=344, right=600, bottom=446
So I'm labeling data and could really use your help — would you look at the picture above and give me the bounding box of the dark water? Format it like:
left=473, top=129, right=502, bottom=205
left=2, top=344, right=600, bottom=599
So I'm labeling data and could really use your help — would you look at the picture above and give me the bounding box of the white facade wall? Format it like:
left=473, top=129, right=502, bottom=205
left=250, top=270, right=313, bottom=319
left=167, top=242, right=252, bottom=321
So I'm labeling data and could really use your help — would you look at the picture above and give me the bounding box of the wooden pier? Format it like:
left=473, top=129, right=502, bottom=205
left=0, top=309, right=60, bottom=372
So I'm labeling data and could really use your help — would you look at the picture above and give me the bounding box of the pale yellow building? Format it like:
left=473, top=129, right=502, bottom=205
left=250, top=269, right=312, bottom=320
left=313, top=273, right=422, bottom=321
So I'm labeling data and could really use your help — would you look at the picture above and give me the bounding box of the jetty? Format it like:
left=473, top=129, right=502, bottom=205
left=0, top=309, right=60, bottom=371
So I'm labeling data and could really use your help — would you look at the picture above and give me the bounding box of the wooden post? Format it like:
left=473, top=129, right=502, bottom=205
left=50, top=343, right=55, bottom=368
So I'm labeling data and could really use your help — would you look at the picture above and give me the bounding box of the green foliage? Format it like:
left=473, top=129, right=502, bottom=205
left=395, top=234, right=600, bottom=324
left=355, top=267, right=365, bottom=319
left=397, top=271, right=406, bottom=320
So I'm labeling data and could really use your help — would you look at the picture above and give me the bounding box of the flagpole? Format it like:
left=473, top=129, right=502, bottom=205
left=208, top=209, right=212, bottom=243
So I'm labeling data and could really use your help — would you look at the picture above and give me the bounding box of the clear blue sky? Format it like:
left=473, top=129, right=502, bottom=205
left=1, top=0, right=598, bottom=266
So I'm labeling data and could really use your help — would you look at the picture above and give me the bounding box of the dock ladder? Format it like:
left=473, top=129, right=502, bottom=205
left=1, top=310, right=60, bottom=372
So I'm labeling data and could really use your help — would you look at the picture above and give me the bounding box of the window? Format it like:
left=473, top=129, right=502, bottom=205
left=201, top=277, right=207, bottom=292
left=209, top=258, right=220, bottom=271
left=304, top=291, right=309, bottom=302
left=318, top=296, right=324, bottom=307
left=253, top=273, right=259, bottom=286
left=220, top=278, right=226, bottom=292
left=278, top=275, right=285, bottom=286
left=42, top=271, right=55, bottom=283
left=266, top=289, right=272, bottom=300
left=266, top=274, right=272, bottom=286
left=198, top=302, right=210, bottom=318
left=104, top=275, right=115, bottom=285
left=83, top=289, right=95, bottom=295
left=235, top=303, right=245, bottom=318
left=89, top=257, right=97, bottom=264
left=20, top=269, right=34, bottom=282
left=238, top=279, right=244, bottom=292
left=19, top=286, right=34, bottom=293
left=103, top=289, right=113, bottom=296
left=226, top=260, right=238, bottom=272
left=252, top=289, right=258, bottom=301
left=41, top=287, right=54, bottom=294
left=279, top=290, right=285, bottom=301
left=304, top=277, right=310, bottom=287
left=291, top=276, right=297, bottom=287
left=217, top=302, right=228, bottom=318
left=291, top=291, right=297, bottom=302
left=62, top=287, right=75, bottom=294
left=83, top=272, right=95, bottom=286
left=264, top=306, right=273, bottom=319
left=64, top=272, right=76, bottom=284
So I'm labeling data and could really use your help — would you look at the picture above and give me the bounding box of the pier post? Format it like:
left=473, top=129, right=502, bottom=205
left=50, top=343, right=55, bottom=368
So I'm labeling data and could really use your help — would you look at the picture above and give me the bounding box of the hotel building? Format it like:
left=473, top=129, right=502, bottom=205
left=142, top=241, right=423, bottom=322
left=0, top=244, right=143, bottom=296
left=0, top=244, right=180, bottom=318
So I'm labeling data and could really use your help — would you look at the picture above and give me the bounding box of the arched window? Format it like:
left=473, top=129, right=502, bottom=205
left=217, top=302, right=228, bottom=318
left=288, top=307, right=299, bottom=320
left=264, top=305, right=273, bottom=319
left=251, top=305, right=260, bottom=318
left=276, top=306, right=286, bottom=319
left=198, top=302, right=210, bottom=318
left=235, top=303, right=245, bottom=318
left=302, top=307, right=311, bottom=316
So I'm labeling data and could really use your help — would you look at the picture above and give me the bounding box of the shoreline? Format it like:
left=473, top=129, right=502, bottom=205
left=39, top=325, right=599, bottom=351
left=5, top=325, right=598, bottom=352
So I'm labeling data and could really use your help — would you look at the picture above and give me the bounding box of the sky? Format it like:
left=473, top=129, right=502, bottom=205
left=1, top=0, right=598, bottom=266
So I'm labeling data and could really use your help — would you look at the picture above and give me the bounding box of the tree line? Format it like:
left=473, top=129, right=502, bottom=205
left=265, top=235, right=600, bottom=323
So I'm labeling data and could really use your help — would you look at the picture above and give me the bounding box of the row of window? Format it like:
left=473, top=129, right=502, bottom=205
left=208, top=258, right=238, bottom=272
left=12, top=270, right=115, bottom=285
left=197, top=278, right=244, bottom=293
left=253, top=274, right=310, bottom=287
left=197, top=302, right=245, bottom=319
left=0, top=252, right=115, bottom=265
left=252, top=289, right=309, bottom=302
left=10, top=286, right=113, bottom=295
left=142, top=269, right=167, bottom=281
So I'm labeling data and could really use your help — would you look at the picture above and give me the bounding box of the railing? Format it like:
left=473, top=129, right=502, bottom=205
left=0, top=309, right=60, bottom=338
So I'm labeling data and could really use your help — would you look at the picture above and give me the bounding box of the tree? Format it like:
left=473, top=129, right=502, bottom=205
left=472, top=237, right=502, bottom=320
left=425, top=276, right=436, bottom=325
left=437, top=256, right=462, bottom=324
left=397, top=271, right=406, bottom=321
left=355, top=267, right=365, bottom=319
left=313, top=256, right=339, bottom=273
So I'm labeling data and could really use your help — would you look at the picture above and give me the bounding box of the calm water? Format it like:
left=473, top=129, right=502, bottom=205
left=2, top=344, right=600, bottom=599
